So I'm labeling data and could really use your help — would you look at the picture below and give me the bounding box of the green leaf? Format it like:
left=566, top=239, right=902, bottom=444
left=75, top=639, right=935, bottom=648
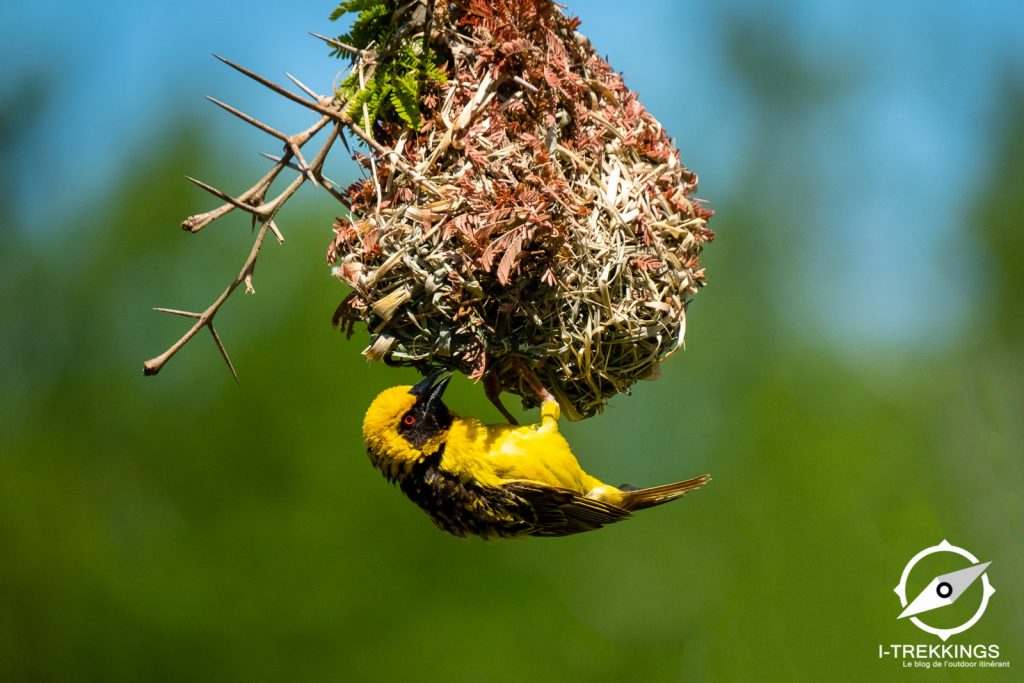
left=347, top=3, right=390, bottom=48
left=336, top=71, right=361, bottom=99
left=326, top=0, right=448, bottom=134
left=390, top=73, right=421, bottom=129
left=330, top=0, right=383, bottom=22
left=363, top=83, right=391, bottom=131
left=424, top=61, right=448, bottom=84
left=344, top=83, right=377, bottom=121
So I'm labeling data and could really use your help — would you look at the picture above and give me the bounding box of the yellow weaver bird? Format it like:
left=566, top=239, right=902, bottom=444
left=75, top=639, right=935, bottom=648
left=362, top=371, right=710, bottom=538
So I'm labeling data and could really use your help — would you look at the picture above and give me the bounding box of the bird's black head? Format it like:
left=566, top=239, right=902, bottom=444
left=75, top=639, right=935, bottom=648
left=398, top=370, right=453, bottom=449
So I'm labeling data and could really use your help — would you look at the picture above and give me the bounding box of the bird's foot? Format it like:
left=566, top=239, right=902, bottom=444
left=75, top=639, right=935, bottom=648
left=540, top=399, right=560, bottom=423
left=513, top=359, right=559, bottom=422
left=484, top=372, right=519, bottom=425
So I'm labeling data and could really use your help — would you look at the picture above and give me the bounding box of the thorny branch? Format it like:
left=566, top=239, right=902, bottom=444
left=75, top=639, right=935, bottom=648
left=143, top=52, right=349, bottom=378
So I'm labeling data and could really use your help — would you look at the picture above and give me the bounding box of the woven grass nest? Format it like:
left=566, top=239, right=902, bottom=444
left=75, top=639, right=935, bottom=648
left=327, top=0, right=713, bottom=420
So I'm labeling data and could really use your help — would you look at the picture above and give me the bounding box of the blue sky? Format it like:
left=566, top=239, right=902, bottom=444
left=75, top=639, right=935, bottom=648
left=2, top=0, right=1023, bottom=353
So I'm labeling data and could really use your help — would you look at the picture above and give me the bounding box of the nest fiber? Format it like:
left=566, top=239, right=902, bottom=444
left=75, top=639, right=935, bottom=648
left=329, top=0, right=713, bottom=419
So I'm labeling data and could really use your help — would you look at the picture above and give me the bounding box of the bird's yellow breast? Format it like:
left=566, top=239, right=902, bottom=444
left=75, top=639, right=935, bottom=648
left=440, top=410, right=605, bottom=495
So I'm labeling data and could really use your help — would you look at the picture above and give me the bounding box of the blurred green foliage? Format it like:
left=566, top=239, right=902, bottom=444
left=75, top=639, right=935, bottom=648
left=1, top=18, right=1022, bottom=683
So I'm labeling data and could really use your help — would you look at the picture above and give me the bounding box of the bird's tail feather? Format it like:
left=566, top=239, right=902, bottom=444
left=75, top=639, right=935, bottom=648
left=620, top=474, right=710, bottom=511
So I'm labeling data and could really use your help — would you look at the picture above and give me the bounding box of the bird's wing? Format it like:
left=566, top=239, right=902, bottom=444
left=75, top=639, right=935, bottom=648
left=501, top=480, right=631, bottom=537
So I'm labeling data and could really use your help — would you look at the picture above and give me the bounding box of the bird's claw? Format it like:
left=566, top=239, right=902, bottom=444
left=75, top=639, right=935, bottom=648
left=513, top=358, right=559, bottom=420
left=485, top=372, right=519, bottom=425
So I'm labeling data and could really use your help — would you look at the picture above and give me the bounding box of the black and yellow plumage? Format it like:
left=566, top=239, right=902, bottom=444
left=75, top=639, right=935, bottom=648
left=362, top=372, right=710, bottom=539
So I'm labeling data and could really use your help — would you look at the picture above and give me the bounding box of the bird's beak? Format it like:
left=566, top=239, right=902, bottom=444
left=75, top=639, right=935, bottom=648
left=410, top=370, right=452, bottom=414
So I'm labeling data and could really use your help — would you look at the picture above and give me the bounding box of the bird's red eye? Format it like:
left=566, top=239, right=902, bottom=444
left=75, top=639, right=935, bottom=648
left=402, top=414, right=416, bottom=426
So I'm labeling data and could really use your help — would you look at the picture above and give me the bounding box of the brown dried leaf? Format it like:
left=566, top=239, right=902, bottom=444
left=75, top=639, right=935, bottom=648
left=632, top=254, right=664, bottom=271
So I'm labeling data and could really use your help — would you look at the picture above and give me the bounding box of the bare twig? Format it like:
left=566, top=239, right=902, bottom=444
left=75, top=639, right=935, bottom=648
left=512, top=75, right=538, bottom=93
left=285, top=72, right=320, bottom=100
left=180, top=116, right=330, bottom=233
left=184, top=175, right=269, bottom=217
left=260, top=152, right=347, bottom=204
left=145, top=51, right=351, bottom=378
left=267, top=219, right=285, bottom=244
left=143, top=222, right=271, bottom=379
left=213, top=55, right=341, bottom=118
left=206, top=96, right=288, bottom=141
left=309, top=32, right=374, bottom=60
